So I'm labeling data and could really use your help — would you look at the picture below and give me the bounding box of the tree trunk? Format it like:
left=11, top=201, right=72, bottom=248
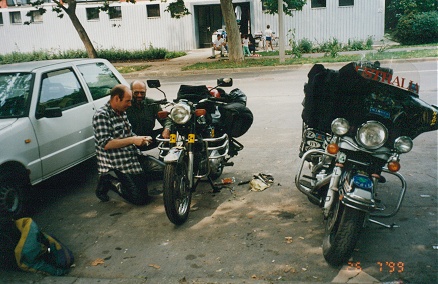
left=65, top=0, right=98, bottom=58
left=220, top=0, right=243, bottom=62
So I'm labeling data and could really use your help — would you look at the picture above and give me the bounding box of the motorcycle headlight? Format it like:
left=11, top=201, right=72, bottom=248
left=331, top=118, right=350, bottom=136
left=170, top=103, right=191, bottom=124
left=356, top=121, right=388, bottom=149
left=394, top=136, right=413, bottom=153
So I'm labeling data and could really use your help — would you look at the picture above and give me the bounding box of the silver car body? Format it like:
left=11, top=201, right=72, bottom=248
left=0, top=59, right=128, bottom=186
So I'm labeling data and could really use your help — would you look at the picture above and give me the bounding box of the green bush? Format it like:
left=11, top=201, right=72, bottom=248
left=347, top=39, right=366, bottom=51
left=298, top=38, right=313, bottom=53
left=0, top=46, right=185, bottom=65
left=319, top=38, right=342, bottom=57
left=395, top=11, right=438, bottom=44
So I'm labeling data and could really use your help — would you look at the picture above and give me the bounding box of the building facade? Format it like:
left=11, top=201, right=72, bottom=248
left=0, top=0, right=385, bottom=55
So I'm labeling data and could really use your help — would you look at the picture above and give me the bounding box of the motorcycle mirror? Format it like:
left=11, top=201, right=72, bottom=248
left=217, top=78, right=233, bottom=87
left=146, top=79, right=167, bottom=101
left=147, top=80, right=161, bottom=88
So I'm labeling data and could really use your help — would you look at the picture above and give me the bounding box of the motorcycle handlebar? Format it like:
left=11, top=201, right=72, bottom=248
left=198, top=97, right=227, bottom=105
left=148, top=99, right=169, bottom=105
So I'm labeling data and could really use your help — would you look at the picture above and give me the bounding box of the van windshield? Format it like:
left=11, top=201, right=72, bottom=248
left=0, top=72, right=33, bottom=118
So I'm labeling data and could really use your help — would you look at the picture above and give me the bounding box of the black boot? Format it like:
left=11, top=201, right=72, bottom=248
left=95, top=175, right=111, bottom=202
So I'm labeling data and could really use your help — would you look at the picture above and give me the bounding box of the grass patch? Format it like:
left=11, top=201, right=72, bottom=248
left=115, top=64, right=152, bottom=74
left=182, top=48, right=437, bottom=71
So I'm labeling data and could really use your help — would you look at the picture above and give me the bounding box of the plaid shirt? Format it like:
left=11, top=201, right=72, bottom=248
left=93, top=102, right=143, bottom=175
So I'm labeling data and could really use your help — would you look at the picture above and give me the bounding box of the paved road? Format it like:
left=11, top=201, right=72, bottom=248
left=1, top=61, right=436, bottom=284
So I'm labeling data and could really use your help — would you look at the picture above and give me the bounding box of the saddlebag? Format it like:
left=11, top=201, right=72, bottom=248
left=218, top=88, right=253, bottom=138
left=219, top=102, right=253, bottom=137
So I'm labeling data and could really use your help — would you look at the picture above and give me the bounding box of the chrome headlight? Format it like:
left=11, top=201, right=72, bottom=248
left=331, top=118, right=350, bottom=136
left=394, top=136, right=413, bottom=153
left=170, top=103, right=191, bottom=124
left=356, top=121, right=388, bottom=149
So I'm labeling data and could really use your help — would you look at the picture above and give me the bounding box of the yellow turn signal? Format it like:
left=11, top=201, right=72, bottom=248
left=157, top=111, right=169, bottom=119
left=388, top=160, right=401, bottom=172
left=327, top=143, right=339, bottom=154
left=195, top=109, right=207, bottom=117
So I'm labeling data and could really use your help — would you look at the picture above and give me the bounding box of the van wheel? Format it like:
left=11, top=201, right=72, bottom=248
left=0, top=185, right=24, bottom=218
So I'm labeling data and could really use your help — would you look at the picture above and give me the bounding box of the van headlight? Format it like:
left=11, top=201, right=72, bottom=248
left=394, top=136, right=413, bottom=153
left=331, top=118, right=350, bottom=136
left=356, top=121, right=388, bottom=149
left=170, top=103, right=191, bottom=124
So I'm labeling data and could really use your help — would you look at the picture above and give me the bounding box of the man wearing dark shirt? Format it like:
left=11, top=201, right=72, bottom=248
left=126, top=80, right=171, bottom=150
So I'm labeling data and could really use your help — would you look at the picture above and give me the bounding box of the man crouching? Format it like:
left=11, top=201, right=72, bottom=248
left=92, top=84, right=164, bottom=204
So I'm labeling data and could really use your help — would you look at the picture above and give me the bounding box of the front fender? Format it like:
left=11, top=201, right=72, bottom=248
left=341, top=173, right=375, bottom=212
left=163, top=147, right=185, bottom=164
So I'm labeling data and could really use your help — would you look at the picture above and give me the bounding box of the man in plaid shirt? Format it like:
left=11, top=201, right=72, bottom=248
left=93, top=84, right=163, bottom=204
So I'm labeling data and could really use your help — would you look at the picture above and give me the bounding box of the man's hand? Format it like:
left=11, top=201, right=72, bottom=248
left=133, top=136, right=153, bottom=147
left=162, top=128, right=170, bottom=139
left=104, top=136, right=152, bottom=150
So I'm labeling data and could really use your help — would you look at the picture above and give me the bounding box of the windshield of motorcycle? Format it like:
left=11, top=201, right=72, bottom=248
left=177, top=85, right=210, bottom=102
left=0, top=72, right=33, bottom=118
left=302, top=61, right=437, bottom=141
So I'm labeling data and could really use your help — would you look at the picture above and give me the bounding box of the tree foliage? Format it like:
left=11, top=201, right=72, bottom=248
left=394, top=11, right=438, bottom=44
left=262, top=0, right=306, bottom=16
left=385, top=0, right=437, bottom=30
left=25, top=0, right=136, bottom=58
left=164, top=0, right=191, bottom=19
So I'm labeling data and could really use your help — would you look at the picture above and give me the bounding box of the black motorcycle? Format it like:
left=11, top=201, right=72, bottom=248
left=147, top=78, right=253, bottom=225
left=295, top=61, right=437, bottom=266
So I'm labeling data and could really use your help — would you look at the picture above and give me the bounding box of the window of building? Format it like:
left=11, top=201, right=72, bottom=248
left=109, top=6, right=122, bottom=20
left=10, top=11, right=22, bottom=24
left=86, top=7, right=100, bottom=21
left=311, top=0, right=326, bottom=8
left=29, top=10, right=43, bottom=23
left=0, top=13, right=3, bottom=25
left=339, top=0, right=354, bottom=6
left=146, top=4, right=160, bottom=18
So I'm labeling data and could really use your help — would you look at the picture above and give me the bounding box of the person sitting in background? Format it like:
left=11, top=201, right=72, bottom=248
left=211, top=34, right=226, bottom=58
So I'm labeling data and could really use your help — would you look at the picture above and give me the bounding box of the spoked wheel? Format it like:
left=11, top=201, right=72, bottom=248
left=163, top=162, right=192, bottom=225
left=322, top=194, right=366, bottom=266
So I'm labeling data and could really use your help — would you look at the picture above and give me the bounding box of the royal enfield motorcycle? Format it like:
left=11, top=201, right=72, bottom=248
left=295, top=61, right=437, bottom=266
left=147, top=78, right=253, bottom=225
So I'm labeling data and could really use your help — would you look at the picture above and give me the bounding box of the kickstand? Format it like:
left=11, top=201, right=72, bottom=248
left=208, top=176, right=223, bottom=193
left=369, top=218, right=399, bottom=228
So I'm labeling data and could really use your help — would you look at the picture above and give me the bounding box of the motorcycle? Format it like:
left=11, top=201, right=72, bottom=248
left=147, top=78, right=253, bottom=225
left=295, top=61, right=437, bottom=266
